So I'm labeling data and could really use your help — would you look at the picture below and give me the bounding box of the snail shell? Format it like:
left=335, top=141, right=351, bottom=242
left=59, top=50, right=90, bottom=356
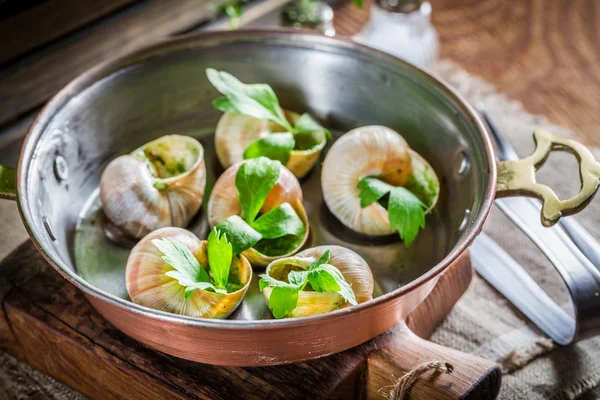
left=321, top=126, right=439, bottom=236
left=215, top=111, right=326, bottom=179
left=207, top=161, right=310, bottom=267
left=100, top=135, right=206, bottom=239
left=126, top=227, right=252, bottom=319
left=263, top=245, right=374, bottom=318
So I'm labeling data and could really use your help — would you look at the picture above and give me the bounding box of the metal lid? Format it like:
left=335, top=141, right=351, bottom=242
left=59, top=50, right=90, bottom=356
left=376, top=0, right=422, bottom=13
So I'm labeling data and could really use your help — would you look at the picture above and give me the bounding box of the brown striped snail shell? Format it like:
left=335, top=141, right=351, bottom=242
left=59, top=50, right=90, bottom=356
left=214, top=110, right=326, bottom=179
left=126, top=227, right=251, bottom=319
left=207, top=161, right=310, bottom=267
left=321, top=126, right=439, bottom=236
left=262, top=245, right=374, bottom=318
left=100, top=135, right=206, bottom=239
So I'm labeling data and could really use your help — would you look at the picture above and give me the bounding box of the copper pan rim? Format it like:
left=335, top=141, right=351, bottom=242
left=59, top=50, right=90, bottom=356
left=16, top=28, right=497, bottom=330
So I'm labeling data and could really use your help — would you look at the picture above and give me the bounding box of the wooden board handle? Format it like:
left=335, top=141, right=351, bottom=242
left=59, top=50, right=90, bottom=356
left=366, top=323, right=501, bottom=399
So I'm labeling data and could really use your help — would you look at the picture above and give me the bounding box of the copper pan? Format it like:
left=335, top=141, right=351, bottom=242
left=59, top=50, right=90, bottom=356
left=0, top=30, right=597, bottom=372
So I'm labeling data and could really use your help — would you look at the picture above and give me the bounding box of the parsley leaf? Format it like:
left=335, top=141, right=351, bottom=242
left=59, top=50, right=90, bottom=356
left=243, top=132, right=295, bottom=165
left=154, top=237, right=228, bottom=299
left=153, top=237, right=209, bottom=283
left=207, top=227, right=233, bottom=290
left=388, top=187, right=426, bottom=248
left=258, top=249, right=357, bottom=318
left=357, top=176, right=427, bottom=247
left=311, top=264, right=357, bottom=305
left=216, top=215, right=262, bottom=254
left=206, top=69, right=293, bottom=131
left=294, top=112, right=332, bottom=143
left=307, top=267, right=339, bottom=292
left=309, top=249, right=331, bottom=270
left=258, top=274, right=300, bottom=318
left=207, top=69, right=331, bottom=155
left=183, top=282, right=226, bottom=299
left=269, top=286, right=300, bottom=318
left=252, top=234, right=305, bottom=257
left=235, top=157, right=281, bottom=223
left=288, top=270, right=309, bottom=288
left=357, top=176, right=391, bottom=208
left=251, top=202, right=304, bottom=239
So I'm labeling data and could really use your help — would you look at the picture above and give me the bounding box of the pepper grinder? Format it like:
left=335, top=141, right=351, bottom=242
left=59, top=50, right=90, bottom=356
left=355, top=0, right=439, bottom=69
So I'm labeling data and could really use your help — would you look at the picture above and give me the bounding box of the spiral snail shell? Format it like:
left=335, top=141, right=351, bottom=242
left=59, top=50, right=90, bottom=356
left=262, top=245, right=374, bottom=318
left=321, top=126, right=439, bottom=236
left=207, top=160, right=310, bottom=267
left=126, top=227, right=252, bottom=319
left=214, top=110, right=327, bottom=179
left=100, top=135, right=206, bottom=239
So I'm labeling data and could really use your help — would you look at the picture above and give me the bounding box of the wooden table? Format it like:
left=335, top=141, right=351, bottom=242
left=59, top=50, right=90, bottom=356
left=334, top=0, right=600, bottom=147
left=0, top=0, right=597, bottom=152
left=0, top=0, right=597, bottom=398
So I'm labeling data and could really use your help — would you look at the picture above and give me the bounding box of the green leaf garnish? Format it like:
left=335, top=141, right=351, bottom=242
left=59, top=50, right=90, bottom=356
left=309, top=249, right=331, bottom=270
left=243, top=132, right=295, bottom=164
left=215, top=215, right=262, bottom=254
left=252, top=234, right=305, bottom=257
left=258, top=249, right=357, bottom=318
left=208, top=69, right=330, bottom=162
left=357, top=177, right=427, bottom=247
left=269, top=286, right=300, bottom=319
left=310, top=264, right=357, bottom=305
left=388, top=187, right=426, bottom=248
left=235, top=157, right=281, bottom=223
left=220, top=157, right=306, bottom=257
left=183, top=282, right=227, bottom=299
left=357, top=176, right=391, bottom=208
left=207, top=227, right=232, bottom=290
left=288, top=269, right=309, bottom=288
left=153, top=237, right=209, bottom=283
left=294, top=113, right=332, bottom=143
left=251, top=202, right=305, bottom=239
left=206, top=68, right=294, bottom=131
left=154, top=232, right=237, bottom=299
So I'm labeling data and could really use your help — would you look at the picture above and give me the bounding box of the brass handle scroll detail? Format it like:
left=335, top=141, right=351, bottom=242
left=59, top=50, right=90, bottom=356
left=496, top=129, right=600, bottom=227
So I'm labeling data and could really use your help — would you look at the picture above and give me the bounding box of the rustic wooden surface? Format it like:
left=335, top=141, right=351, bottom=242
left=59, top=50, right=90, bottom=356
left=334, top=0, right=600, bottom=147
left=0, top=241, right=500, bottom=399
left=1, top=0, right=598, bottom=147
left=0, top=0, right=140, bottom=66
left=0, top=0, right=219, bottom=127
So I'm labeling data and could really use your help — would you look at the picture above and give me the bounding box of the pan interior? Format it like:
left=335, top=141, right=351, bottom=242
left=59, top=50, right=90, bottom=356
left=20, top=33, right=492, bottom=321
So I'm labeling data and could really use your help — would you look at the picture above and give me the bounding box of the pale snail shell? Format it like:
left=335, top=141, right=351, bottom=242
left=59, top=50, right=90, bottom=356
left=215, top=110, right=326, bottom=179
left=126, top=227, right=252, bottom=319
left=207, top=161, right=310, bottom=267
left=321, top=126, right=439, bottom=236
left=262, top=245, right=374, bottom=318
left=100, top=135, right=206, bottom=239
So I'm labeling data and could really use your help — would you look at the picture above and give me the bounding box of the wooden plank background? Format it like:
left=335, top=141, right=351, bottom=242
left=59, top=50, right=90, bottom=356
left=335, top=0, right=600, bottom=147
left=0, top=0, right=139, bottom=66
left=1, top=0, right=598, bottom=148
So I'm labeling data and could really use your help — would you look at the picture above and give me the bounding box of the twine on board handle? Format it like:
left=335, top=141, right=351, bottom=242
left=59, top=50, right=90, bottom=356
left=386, top=360, right=453, bottom=399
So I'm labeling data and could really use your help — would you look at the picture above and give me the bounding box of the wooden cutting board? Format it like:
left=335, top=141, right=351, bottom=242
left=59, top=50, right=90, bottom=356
left=0, top=242, right=500, bottom=399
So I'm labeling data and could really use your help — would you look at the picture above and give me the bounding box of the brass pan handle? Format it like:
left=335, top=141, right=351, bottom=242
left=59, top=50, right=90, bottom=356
left=0, top=165, right=16, bottom=201
left=495, top=129, right=600, bottom=227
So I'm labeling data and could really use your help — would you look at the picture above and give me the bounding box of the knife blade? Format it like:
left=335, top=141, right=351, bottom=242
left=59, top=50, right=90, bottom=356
left=471, top=233, right=575, bottom=344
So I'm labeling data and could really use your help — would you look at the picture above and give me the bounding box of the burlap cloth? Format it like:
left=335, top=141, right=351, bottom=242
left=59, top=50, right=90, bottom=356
left=1, top=61, right=600, bottom=400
